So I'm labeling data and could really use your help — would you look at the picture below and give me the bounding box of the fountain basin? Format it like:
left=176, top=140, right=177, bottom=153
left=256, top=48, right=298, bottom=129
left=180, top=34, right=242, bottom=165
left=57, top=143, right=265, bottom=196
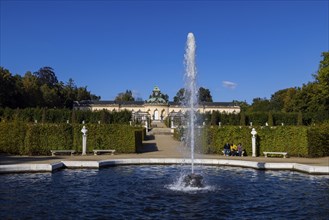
left=0, top=158, right=328, bottom=174
left=1, top=165, right=328, bottom=219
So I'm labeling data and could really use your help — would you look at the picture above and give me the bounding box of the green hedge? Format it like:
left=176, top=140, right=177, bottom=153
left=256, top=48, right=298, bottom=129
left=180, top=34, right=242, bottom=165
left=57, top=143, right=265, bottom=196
left=255, top=126, right=308, bottom=157
left=0, top=122, right=143, bottom=155
left=75, top=124, right=141, bottom=153
left=1, top=107, right=328, bottom=126
left=307, top=123, right=329, bottom=157
left=205, top=126, right=309, bottom=156
left=0, top=108, right=132, bottom=124
left=202, top=126, right=252, bottom=155
left=175, top=124, right=329, bottom=157
left=23, top=124, right=73, bottom=155
left=0, top=122, right=26, bottom=155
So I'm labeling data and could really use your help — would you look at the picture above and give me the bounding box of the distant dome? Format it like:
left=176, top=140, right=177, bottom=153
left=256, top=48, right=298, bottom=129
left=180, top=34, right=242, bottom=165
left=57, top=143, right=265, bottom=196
left=153, top=86, right=160, bottom=92
left=146, top=86, right=167, bottom=104
left=147, top=97, right=166, bottom=103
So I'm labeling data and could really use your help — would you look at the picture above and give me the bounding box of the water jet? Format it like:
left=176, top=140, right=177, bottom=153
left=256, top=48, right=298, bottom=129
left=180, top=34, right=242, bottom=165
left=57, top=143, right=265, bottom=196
left=181, top=32, right=204, bottom=188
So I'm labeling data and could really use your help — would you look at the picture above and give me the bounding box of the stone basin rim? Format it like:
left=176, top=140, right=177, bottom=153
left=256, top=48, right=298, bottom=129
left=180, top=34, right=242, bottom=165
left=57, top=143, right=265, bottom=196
left=0, top=158, right=328, bottom=175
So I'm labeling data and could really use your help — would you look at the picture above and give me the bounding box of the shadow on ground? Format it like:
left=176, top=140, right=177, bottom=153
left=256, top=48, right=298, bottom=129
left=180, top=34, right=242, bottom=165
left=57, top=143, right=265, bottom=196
left=138, top=142, right=159, bottom=153
left=145, top=134, right=155, bottom=140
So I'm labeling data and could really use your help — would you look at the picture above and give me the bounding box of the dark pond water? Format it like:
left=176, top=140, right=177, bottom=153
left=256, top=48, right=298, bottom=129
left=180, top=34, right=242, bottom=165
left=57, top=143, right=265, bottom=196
left=1, top=165, right=328, bottom=219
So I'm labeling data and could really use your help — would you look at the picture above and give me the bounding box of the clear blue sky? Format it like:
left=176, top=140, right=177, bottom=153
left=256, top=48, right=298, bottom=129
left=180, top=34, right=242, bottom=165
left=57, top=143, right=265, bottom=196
left=1, top=0, right=328, bottom=104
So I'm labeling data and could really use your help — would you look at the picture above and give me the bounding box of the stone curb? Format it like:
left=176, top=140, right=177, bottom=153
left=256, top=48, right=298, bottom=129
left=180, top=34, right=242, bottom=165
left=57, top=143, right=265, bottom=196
left=0, top=162, right=64, bottom=173
left=1, top=159, right=328, bottom=175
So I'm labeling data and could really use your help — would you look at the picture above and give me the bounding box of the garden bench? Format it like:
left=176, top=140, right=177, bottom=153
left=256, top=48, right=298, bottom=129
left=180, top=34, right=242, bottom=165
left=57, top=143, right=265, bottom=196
left=222, top=150, right=245, bottom=157
left=263, top=151, right=288, bottom=158
left=51, top=150, right=76, bottom=156
left=93, top=149, right=116, bottom=155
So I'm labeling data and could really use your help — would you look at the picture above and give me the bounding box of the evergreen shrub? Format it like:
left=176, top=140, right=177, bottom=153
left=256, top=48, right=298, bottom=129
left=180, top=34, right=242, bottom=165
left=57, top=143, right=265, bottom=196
left=0, top=122, right=143, bottom=155
left=0, top=122, right=26, bottom=155
left=203, top=126, right=252, bottom=155
left=72, top=124, right=142, bottom=153
left=0, top=108, right=131, bottom=124
left=307, top=122, right=329, bottom=157
left=175, top=125, right=328, bottom=157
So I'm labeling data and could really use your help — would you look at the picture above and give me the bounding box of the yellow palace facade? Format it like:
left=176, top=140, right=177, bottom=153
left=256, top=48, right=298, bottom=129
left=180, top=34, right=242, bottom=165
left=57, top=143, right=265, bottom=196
left=74, top=86, right=240, bottom=122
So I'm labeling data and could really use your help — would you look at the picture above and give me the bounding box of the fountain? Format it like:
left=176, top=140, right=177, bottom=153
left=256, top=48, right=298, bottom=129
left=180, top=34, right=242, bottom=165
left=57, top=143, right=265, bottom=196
left=181, top=32, right=204, bottom=188
left=1, top=166, right=328, bottom=219
left=0, top=33, right=328, bottom=219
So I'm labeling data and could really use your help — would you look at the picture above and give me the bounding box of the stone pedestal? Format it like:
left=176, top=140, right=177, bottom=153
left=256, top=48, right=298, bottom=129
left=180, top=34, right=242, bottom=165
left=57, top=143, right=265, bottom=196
left=81, top=126, right=88, bottom=156
left=251, top=128, right=257, bottom=157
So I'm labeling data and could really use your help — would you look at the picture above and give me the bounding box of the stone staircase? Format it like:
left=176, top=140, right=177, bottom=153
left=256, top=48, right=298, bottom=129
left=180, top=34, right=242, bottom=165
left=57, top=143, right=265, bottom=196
left=151, top=121, right=167, bottom=128
left=149, top=121, right=172, bottom=135
left=149, top=127, right=173, bottom=135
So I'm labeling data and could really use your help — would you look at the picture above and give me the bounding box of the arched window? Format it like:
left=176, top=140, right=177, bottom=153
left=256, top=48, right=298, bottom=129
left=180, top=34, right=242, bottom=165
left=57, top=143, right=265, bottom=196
left=154, top=109, right=159, bottom=120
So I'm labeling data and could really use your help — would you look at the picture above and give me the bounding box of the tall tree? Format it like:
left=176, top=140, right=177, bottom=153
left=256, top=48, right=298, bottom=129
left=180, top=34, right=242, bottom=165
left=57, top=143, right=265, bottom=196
left=77, top=87, right=93, bottom=101
left=174, top=87, right=213, bottom=103
left=314, top=52, right=329, bottom=111
left=0, top=67, right=19, bottom=108
left=62, top=78, right=77, bottom=108
left=233, top=100, right=249, bottom=112
left=115, top=90, right=135, bottom=102
left=33, top=66, right=58, bottom=87
left=282, top=88, right=298, bottom=112
left=173, top=88, right=185, bottom=103
left=270, top=88, right=298, bottom=112
left=198, top=87, right=213, bottom=102
left=0, top=66, right=100, bottom=109
left=40, top=84, right=61, bottom=107
left=22, top=71, right=43, bottom=107
left=270, top=89, right=289, bottom=111
left=247, top=98, right=271, bottom=112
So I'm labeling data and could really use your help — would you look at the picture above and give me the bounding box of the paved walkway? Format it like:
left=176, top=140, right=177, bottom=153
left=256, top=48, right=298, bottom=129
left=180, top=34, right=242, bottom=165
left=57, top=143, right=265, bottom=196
left=1, top=134, right=328, bottom=167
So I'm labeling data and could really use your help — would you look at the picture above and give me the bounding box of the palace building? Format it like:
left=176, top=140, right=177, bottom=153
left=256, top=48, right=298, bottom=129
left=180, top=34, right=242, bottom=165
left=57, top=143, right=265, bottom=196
left=74, top=86, right=240, bottom=123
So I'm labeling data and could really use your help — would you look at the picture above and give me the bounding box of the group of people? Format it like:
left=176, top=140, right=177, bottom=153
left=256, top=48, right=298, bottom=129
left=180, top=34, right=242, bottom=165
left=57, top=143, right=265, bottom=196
left=223, top=142, right=243, bottom=156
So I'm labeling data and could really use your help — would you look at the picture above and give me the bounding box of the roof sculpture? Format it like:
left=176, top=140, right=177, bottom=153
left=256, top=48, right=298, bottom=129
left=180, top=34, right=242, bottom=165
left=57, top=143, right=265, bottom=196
left=146, top=86, right=167, bottom=104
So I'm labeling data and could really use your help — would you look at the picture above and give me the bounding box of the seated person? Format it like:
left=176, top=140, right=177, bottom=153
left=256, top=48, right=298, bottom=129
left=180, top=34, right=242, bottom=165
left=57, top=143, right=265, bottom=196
left=223, top=143, right=230, bottom=156
left=230, top=143, right=238, bottom=156
left=237, top=143, right=243, bottom=156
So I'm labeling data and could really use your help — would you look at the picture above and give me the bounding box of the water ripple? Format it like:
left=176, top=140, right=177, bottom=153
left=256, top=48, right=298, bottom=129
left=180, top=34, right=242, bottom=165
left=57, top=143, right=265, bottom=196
left=0, top=165, right=328, bottom=219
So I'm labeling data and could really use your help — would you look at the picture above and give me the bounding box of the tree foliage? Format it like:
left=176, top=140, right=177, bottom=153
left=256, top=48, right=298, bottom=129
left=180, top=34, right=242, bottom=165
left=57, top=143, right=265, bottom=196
left=173, top=88, right=185, bottom=103
left=241, top=52, right=329, bottom=123
left=115, top=90, right=135, bottom=101
left=1, top=52, right=328, bottom=124
left=173, top=87, right=213, bottom=103
left=33, top=67, right=58, bottom=87
left=198, top=87, right=213, bottom=102
left=247, top=98, right=271, bottom=112
left=0, top=66, right=100, bottom=109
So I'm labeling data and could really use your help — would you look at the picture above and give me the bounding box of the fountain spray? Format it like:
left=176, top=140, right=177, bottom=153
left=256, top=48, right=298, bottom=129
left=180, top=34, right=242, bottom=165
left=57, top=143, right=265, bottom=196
left=184, top=32, right=198, bottom=174
left=181, top=33, right=204, bottom=188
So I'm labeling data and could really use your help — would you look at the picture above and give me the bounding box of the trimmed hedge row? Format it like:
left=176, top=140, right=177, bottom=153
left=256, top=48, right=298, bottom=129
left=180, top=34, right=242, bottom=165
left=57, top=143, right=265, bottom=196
left=175, top=124, right=329, bottom=157
left=2, top=107, right=325, bottom=126
left=202, top=126, right=252, bottom=155
left=0, top=108, right=132, bottom=124
left=0, top=122, right=144, bottom=155
left=0, top=122, right=26, bottom=155
left=307, top=123, right=329, bottom=157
